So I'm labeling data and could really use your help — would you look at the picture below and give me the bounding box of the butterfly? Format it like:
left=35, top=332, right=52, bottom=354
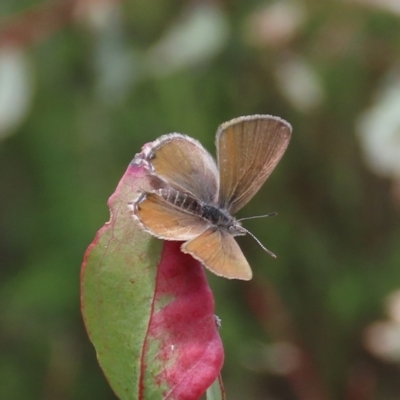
left=132, top=115, right=292, bottom=280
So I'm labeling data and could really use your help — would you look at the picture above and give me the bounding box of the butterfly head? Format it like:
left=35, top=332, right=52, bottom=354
left=227, top=222, right=247, bottom=237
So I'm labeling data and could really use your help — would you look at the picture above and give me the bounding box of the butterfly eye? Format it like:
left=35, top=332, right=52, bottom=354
left=228, top=224, right=245, bottom=236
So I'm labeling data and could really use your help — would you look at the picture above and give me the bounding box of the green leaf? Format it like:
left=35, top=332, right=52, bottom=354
left=206, top=375, right=226, bottom=400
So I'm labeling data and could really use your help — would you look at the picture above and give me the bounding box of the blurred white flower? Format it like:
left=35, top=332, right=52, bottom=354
left=357, top=78, right=400, bottom=178
left=75, top=2, right=229, bottom=99
left=263, top=341, right=302, bottom=375
left=0, top=47, right=33, bottom=139
left=144, top=3, right=229, bottom=76
left=244, top=1, right=306, bottom=48
left=348, top=0, right=400, bottom=16
left=75, top=0, right=136, bottom=104
left=364, top=321, right=400, bottom=362
left=275, top=55, right=325, bottom=112
left=243, top=341, right=302, bottom=375
left=364, top=289, right=400, bottom=363
left=74, top=0, right=119, bottom=31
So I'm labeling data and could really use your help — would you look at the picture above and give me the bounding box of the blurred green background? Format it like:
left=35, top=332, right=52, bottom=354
left=2, top=0, right=400, bottom=399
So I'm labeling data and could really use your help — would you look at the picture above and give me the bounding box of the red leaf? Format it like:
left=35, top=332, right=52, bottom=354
left=143, top=241, right=223, bottom=400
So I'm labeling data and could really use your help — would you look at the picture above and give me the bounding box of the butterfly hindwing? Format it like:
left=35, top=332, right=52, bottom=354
left=134, top=192, right=209, bottom=241
left=182, top=227, right=252, bottom=280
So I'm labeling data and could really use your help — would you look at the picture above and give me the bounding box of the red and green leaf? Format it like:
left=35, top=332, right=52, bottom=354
left=81, top=155, right=224, bottom=400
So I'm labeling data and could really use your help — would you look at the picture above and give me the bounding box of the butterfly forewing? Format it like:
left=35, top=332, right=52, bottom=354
left=134, top=192, right=209, bottom=241
left=182, top=227, right=252, bottom=280
left=148, top=134, right=219, bottom=204
left=216, top=115, right=292, bottom=214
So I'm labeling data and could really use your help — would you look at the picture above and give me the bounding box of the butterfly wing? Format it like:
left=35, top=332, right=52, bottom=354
left=216, top=115, right=292, bottom=214
left=147, top=133, right=219, bottom=204
left=133, top=192, right=209, bottom=241
left=182, top=227, right=252, bottom=280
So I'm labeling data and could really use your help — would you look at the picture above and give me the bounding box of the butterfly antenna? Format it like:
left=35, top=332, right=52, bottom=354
left=237, top=212, right=277, bottom=222
left=241, top=227, right=277, bottom=258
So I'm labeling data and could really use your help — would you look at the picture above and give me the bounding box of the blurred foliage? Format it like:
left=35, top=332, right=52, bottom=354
left=1, top=0, right=400, bottom=399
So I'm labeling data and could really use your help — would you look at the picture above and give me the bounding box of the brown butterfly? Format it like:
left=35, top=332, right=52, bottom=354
left=132, top=115, right=292, bottom=280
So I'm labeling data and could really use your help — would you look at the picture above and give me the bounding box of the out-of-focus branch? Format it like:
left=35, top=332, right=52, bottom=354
left=245, top=280, right=333, bottom=400
left=0, top=0, right=79, bottom=47
left=345, top=363, right=376, bottom=400
left=0, top=0, right=121, bottom=48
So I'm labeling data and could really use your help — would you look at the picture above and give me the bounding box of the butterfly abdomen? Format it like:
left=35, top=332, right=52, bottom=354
left=156, top=188, right=203, bottom=215
left=156, top=188, right=235, bottom=228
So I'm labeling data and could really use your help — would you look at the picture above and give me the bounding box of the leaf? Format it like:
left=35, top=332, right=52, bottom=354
left=206, top=375, right=226, bottom=400
left=81, top=151, right=224, bottom=400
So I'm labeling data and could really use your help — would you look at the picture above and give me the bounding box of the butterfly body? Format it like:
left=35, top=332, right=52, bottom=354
left=200, top=204, right=241, bottom=233
left=132, top=115, right=292, bottom=280
left=136, top=188, right=244, bottom=235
